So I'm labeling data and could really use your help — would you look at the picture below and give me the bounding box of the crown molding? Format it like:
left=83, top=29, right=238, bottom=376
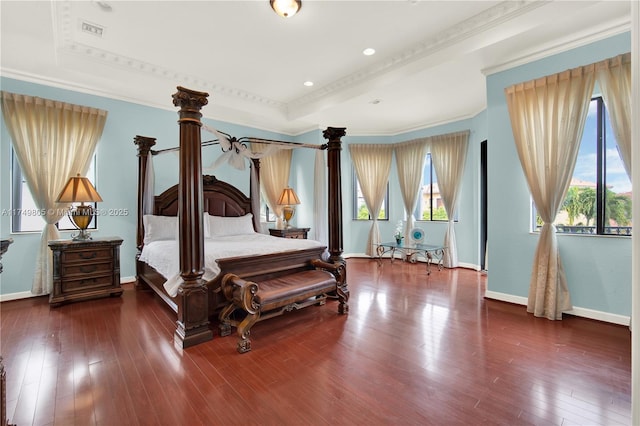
left=0, top=68, right=306, bottom=137
left=482, top=17, right=631, bottom=76
left=58, top=41, right=288, bottom=111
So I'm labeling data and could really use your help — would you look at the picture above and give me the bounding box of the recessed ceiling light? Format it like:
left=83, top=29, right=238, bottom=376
left=370, top=99, right=381, bottom=105
left=363, top=48, right=376, bottom=56
left=303, top=81, right=314, bottom=87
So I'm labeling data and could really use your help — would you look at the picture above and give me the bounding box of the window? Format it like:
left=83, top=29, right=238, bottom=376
left=10, top=148, right=98, bottom=233
left=416, top=153, right=452, bottom=221
left=532, top=97, right=632, bottom=236
left=264, top=204, right=277, bottom=223
left=353, top=171, right=388, bottom=220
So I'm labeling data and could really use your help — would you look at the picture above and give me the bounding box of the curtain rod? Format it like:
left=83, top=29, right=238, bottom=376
left=151, top=136, right=326, bottom=156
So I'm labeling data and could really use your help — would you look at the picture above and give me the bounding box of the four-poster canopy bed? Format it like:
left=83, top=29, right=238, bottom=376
left=134, top=86, right=348, bottom=350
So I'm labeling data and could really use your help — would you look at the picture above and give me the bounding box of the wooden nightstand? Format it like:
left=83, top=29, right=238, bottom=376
left=269, top=227, right=310, bottom=239
left=48, top=237, right=123, bottom=307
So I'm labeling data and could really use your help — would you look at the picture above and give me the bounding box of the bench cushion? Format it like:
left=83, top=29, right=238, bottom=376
left=257, top=269, right=336, bottom=312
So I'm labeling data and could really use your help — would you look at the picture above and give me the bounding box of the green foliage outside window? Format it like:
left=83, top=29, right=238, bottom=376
left=422, top=207, right=448, bottom=221
left=357, top=204, right=386, bottom=220
left=560, top=186, right=631, bottom=227
left=535, top=186, right=631, bottom=233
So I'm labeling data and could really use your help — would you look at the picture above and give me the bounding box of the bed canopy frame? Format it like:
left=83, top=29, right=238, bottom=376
left=134, top=86, right=346, bottom=349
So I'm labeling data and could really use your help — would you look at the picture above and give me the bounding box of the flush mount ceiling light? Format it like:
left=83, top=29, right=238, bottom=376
left=303, top=81, right=314, bottom=87
left=270, top=0, right=302, bottom=18
left=363, top=48, right=376, bottom=56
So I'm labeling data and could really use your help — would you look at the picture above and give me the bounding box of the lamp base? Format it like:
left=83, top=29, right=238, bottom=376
left=71, top=229, right=93, bottom=241
left=69, top=205, right=94, bottom=241
left=282, top=205, right=295, bottom=229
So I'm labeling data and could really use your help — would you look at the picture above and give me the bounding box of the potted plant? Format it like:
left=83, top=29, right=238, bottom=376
left=394, top=221, right=404, bottom=246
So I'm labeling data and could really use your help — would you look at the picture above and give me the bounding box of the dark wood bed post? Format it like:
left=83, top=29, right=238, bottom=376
left=134, top=136, right=156, bottom=251
left=323, top=127, right=349, bottom=314
left=250, top=158, right=261, bottom=231
left=171, top=86, right=213, bottom=349
left=323, top=127, right=345, bottom=262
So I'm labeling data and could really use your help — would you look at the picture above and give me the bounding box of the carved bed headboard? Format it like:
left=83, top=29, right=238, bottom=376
left=154, top=175, right=253, bottom=218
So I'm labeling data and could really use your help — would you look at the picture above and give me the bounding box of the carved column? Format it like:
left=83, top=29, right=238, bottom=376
left=323, top=127, right=349, bottom=314
left=323, top=127, right=345, bottom=263
left=134, top=136, right=156, bottom=251
left=171, top=86, right=213, bottom=348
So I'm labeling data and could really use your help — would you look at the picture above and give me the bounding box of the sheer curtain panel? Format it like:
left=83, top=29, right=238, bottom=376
left=349, top=144, right=393, bottom=256
left=252, top=142, right=293, bottom=229
left=596, top=52, right=632, bottom=179
left=430, top=130, right=469, bottom=268
left=1, top=92, right=107, bottom=295
left=394, top=138, right=429, bottom=241
left=313, top=149, right=328, bottom=244
left=505, top=64, right=596, bottom=320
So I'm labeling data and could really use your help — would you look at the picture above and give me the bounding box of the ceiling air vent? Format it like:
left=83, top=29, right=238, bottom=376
left=81, top=21, right=104, bottom=37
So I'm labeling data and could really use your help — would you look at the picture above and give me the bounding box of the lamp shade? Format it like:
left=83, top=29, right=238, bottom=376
left=270, top=0, right=301, bottom=18
left=56, top=174, right=103, bottom=203
left=277, top=187, right=300, bottom=205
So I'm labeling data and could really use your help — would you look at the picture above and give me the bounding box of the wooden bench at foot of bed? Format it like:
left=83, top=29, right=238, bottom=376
left=218, top=259, right=348, bottom=353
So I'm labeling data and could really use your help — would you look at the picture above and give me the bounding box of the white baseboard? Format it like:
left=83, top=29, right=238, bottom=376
left=458, top=262, right=481, bottom=271
left=484, top=290, right=631, bottom=326
left=0, top=291, right=38, bottom=302
left=564, top=307, right=631, bottom=326
left=484, top=290, right=528, bottom=306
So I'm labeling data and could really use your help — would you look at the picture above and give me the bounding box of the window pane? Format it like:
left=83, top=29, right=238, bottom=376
left=417, top=153, right=449, bottom=221
left=353, top=173, right=388, bottom=220
left=17, top=179, right=46, bottom=232
left=604, top=112, right=632, bottom=235
left=264, top=204, right=276, bottom=222
left=553, top=99, right=598, bottom=233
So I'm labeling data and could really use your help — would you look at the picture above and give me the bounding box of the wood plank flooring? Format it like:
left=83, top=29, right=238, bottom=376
left=0, top=259, right=631, bottom=425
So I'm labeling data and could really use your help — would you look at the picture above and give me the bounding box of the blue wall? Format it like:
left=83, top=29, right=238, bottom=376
left=486, top=32, right=632, bottom=317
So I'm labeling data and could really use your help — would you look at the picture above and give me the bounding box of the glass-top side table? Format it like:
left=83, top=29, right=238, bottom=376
left=376, top=241, right=445, bottom=275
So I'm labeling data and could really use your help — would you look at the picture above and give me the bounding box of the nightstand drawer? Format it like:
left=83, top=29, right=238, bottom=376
left=62, top=260, right=113, bottom=277
left=63, top=275, right=114, bottom=293
left=62, top=247, right=113, bottom=263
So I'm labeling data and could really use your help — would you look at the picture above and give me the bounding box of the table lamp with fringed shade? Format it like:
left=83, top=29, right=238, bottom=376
left=56, top=174, right=103, bottom=241
left=277, top=187, right=300, bottom=229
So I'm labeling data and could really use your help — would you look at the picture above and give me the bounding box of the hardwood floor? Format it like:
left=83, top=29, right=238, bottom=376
left=0, top=259, right=631, bottom=425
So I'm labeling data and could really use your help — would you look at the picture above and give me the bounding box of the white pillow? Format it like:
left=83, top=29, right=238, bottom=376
left=208, top=213, right=255, bottom=237
left=143, top=215, right=178, bottom=244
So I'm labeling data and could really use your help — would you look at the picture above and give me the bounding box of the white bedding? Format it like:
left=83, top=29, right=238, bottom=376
left=138, top=233, right=326, bottom=297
